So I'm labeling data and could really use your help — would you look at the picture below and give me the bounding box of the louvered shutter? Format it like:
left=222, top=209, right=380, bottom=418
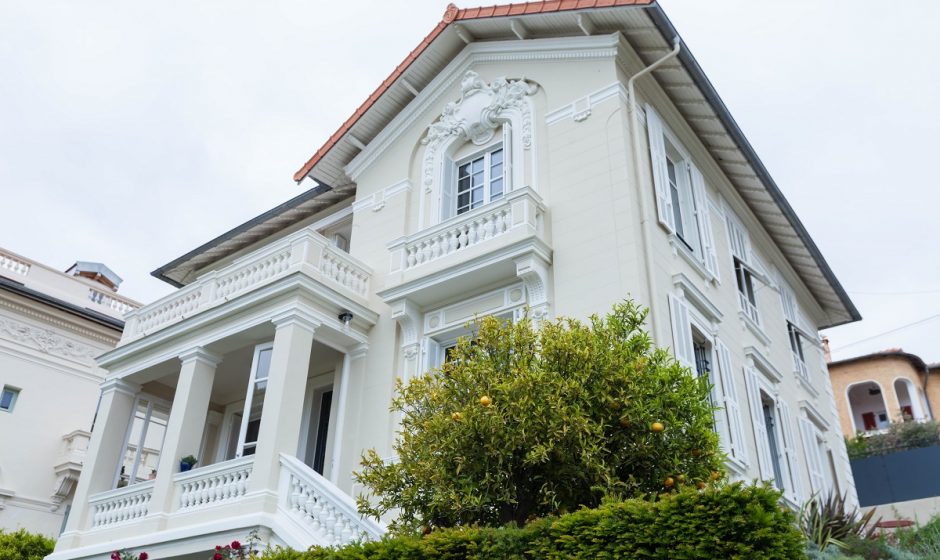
left=440, top=156, right=456, bottom=222
left=645, top=105, right=675, bottom=231
left=690, top=164, right=720, bottom=280
left=667, top=295, right=694, bottom=370
left=715, top=339, right=748, bottom=465
left=744, top=367, right=774, bottom=481
left=777, top=399, right=804, bottom=503
left=423, top=338, right=442, bottom=373
left=502, top=123, right=513, bottom=192
left=799, top=417, right=826, bottom=495
left=726, top=213, right=751, bottom=265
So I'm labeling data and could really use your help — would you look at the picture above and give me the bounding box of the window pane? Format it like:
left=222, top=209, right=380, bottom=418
left=491, top=148, right=502, bottom=165
left=490, top=162, right=503, bottom=180
left=472, top=170, right=484, bottom=188
left=458, top=162, right=471, bottom=178
left=471, top=157, right=484, bottom=174
left=0, top=389, right=14, bottom=410
left=490, top=178, right=503, bottom=199
left=457, top=192, right=471, bottom=213
left=457, top=176, right=471, bottom=194
left=471, top=186, right=484, bottom=207
left=254, top=347, right=273, bottom=380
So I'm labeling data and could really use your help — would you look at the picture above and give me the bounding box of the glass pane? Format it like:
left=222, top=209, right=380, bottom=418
left=254, top=347, right=273, bottom=380
left=490, top=148, right=502, bottom=165
left=490, top=162, right=502, bottom=178
left=490, top=178, right=503, bottom=199
left=457, top=192, right=470, bottom=212
left=457, top=176, right=471, bottom=194
left=0, top=390, right=13, bottom=410
left=458, top=162, right=471, bottom=178
left=245, top=418, right=261, bottom=446
left=667, top=158, right=678, bottom=185
left=472, top=170, right=484, bottom=188
left=471, top=157, right=484, bottom=174
left=471, top=186, right=484, bottom=207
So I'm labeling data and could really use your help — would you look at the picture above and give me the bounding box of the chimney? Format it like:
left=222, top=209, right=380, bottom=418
left=822, top=336, right=832, bottom=363
left=65, top=261, right=123, bottom=292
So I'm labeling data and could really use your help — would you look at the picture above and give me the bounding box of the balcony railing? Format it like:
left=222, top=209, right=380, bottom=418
left=388, top=187, right=545, bottom=274
left=738, top=292, right=761, bottom=326
left=793, top=353, right=809, bottom=381
left=88, top=481, right=154, bottom=528
left=278, top=454, right=385, bottom=545
left=0, top=251, right=30, bottom=277
left=88, top=288, right=140, bottom=315
left=122, top=228, right=372, bottom=341
left=175, top=456, right=253, bottom=511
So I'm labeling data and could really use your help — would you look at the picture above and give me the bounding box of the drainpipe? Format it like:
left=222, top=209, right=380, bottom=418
left=627, top=37, right=681, bottom=337
left=922, top=363, right=934, bottom=421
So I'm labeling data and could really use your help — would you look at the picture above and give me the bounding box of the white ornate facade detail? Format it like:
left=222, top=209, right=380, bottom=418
left=420, top=71, right=537, bottom=200
left=0, top=315, right=99, bottom=364
left=514, top=254, right=552, bottom=321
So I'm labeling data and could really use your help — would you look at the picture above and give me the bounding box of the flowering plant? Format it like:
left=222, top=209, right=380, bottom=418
left=111, top=551, right=148, bottom=560
left=210, top=530, right=260, bottom=560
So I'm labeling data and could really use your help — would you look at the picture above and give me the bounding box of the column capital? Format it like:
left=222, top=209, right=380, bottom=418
left=349, top=343, right=369, bottom=360
left=271, top=308, right=321, bottom=334
left=99, top=377, right=141, bottom=397
left=178, top=347, right=224, bottom=367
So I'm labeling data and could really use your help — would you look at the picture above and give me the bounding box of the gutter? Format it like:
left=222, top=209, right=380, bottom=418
left=642, top=4, right=861, bottom=329
left=627, top=37, right=681, bottom=337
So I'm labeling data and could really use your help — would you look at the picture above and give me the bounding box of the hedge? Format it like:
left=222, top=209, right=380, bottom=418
left=0, top=529, right=55, bottom=560
left=263, top=483, right=804, bottom=560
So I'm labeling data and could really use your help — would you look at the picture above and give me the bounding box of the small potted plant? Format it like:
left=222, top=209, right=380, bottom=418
left=179, top=455, right=198, bottom=472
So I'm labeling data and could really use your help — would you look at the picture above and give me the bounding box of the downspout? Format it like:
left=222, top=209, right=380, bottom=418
left=627, top=37, right=680, bottom=337
left=923, top=363, right=934, bottom=421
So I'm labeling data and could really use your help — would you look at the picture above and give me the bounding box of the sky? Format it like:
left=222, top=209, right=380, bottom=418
left=0, top=1, right=937, bottom=363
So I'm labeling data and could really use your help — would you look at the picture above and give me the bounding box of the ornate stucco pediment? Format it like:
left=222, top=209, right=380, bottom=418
left=422, top=71, right=538, bottom=148
left=421, top=71, right=538, bottom=195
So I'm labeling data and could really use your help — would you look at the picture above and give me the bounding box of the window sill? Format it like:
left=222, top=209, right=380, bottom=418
left=739, top=309, right=771, bottom=347
left=668, top=234, right=718, bottom=286
left=795, top=372, right=819, bottom=398
left=724, top=455, right=749, bottom=478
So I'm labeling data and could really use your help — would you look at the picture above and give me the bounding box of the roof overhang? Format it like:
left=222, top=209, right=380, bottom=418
left=289, top=1, right=858, bottom=329
left=829, top=350, right=929, bottom=373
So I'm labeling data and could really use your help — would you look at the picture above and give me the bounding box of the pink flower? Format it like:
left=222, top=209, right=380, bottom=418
left=214, top=553, right=223, bottom=560
left=112, top=552, right=120, bottom=560
left=231, top=541, right=241, bottom=550
left=215, top=546, right=222, bottom=551
left=139, top=553, right=148, bottom=560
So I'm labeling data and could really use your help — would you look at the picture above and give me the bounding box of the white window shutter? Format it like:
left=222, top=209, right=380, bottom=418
left=644, top=105, right=675, bottom=231
left=423, top=338, right=442, bottom=373
left=744, top=367, right=774, bottom=482
left=777, top=399, right=804, bottom=503
left=725, top=212, right=751, bottom=265
left=667, top=295, right=694, bottom=370
left=715, top=339, right=748, bottom=465
left=689, top=164, right=720, bottom=280
left=502, top=123, right=513, bottom=192
left=440, top=156, right=456, bottom=221
left=799, top=417, right=826, bottom=495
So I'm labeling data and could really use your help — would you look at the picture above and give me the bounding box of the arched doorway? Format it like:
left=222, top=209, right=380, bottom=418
left=847, top=381, right=890, bottom=433
left=894, top=378, right=926, bottom=421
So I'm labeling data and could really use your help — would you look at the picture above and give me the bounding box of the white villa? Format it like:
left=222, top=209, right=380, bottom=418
left=0, top=248, right=140, bottom=536
left=51, top=1, right=861, bottom=558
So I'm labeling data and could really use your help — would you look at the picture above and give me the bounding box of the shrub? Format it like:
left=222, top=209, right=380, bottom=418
left=0, top=529, right=55, bottom=560
left=355, top=301, right=723, bottom=533
left=846, top=420, right=940, bottom=459
left=263, top=483, right=804, bottom=560
left=799, top=492, right=878, bottom=551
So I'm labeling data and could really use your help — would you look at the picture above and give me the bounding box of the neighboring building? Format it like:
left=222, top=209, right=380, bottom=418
left=0, top=248, right=139, bottom=536
left=827, top=345, right=937, bottom=437
left=51, top=2, right=861, bottom=559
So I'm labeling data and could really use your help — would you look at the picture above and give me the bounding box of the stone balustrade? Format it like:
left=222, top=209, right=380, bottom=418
left=739, top=292, right=761, bottom=326
left=278, top=454, right=385, bottom=546
left=88, top=482, right=154, bottom=528
left=388, top=187, right=544, bottom=273
left=88, top=288, right=140, bottom=315
left=0, top=251, right=30, bottom=277
left=175, top=457, right=253, bottom=511
left=122, top=228, right=372, bottom=342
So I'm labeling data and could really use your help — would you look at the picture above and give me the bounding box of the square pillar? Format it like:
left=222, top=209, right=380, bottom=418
left=57, top=378, right=140, bottom=546
left=248, top=310, right=318, bottom=497
left=148, top=347, right=221, bottom=516
left=330, top=344, right=367, bottom=487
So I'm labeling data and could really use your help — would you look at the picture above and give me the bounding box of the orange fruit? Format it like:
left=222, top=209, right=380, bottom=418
left=709, top=471, right=721, bottom=481
left=479, top=395, right=492, bottom=407
left=452, top=412, right=462, bottom=421
left=676, top=474, right=685, bottom=484
left=651, top=422, right=665, bottom=433
left=664, top=477, right=675, bottom=488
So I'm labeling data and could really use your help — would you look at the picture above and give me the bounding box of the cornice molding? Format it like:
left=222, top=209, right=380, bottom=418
left=351, top=179, right=411, bottom=214
left=178, top=347, right=224, bottom=367
left=544, top=81, right=628, bottom=126
left=0, top=296, right=119, bottom=346
left=0, top=313, right=102, bottom=365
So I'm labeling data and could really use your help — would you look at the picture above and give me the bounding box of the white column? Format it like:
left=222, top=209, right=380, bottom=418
left=148, top=347, right=222, bottom=515
left=248, top=310, right=318, bottom=495
left=58, top=378, right=140, bottom=542
left=329, top=344, right=367, bottom=486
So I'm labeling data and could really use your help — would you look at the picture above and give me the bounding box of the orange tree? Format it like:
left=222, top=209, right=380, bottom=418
left=355, top=300, right=723, bottom=533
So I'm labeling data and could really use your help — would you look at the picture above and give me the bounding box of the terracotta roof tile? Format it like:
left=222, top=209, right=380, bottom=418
left=293, top=0, right=654, bottom=182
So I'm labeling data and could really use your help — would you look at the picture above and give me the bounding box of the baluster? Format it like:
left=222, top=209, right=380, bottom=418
left=483, top=214, right=495, bottom=239
left=447, top=229, right=459, bottom=254
left=458, top=225, right=469, bottom=249
left=406, top=247, right=417, bottom=268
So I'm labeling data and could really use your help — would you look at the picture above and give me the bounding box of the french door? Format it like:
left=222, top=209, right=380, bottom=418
left=234, top=342, right=273, bottom=458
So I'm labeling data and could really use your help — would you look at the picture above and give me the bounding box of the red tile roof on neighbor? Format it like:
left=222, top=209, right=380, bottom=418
left=292, top=0, right=654, bottom=182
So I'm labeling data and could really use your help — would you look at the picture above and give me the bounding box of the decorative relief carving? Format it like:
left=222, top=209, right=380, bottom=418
left=421, top=71, right=538, bottom=192
left=0, top=315, right=98, bottom=363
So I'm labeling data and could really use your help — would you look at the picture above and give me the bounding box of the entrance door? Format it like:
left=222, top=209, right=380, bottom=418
left=311, top=391, right=333, bottom=475
left=862, top=412, right=877, bottom=431
left=235, top=342, right=273, bottom=458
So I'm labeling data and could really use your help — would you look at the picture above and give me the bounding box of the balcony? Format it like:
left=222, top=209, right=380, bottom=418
left=382, top=187, right=550, bottom=307
left=121, top=228, right=373, bottom=343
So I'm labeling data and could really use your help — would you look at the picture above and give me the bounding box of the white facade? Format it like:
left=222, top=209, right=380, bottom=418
left=52, top=3, right=860, bottom=559
left=0, top=248, right=138, bottom=536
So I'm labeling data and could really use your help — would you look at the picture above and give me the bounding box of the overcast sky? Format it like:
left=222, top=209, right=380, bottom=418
left=1, top=1, right=937, bottom=362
